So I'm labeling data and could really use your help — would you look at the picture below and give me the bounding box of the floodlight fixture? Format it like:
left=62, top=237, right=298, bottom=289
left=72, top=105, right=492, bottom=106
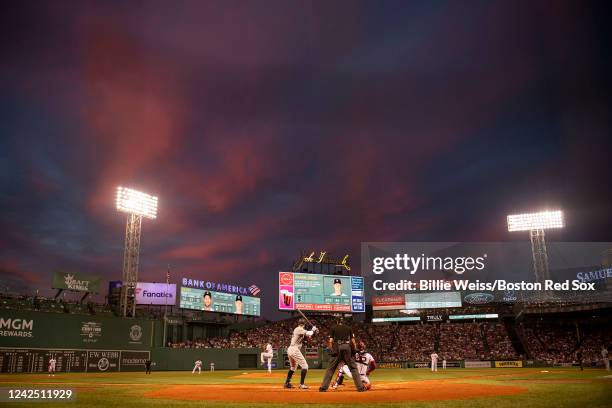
left=507, top=210, right=564, bottom=232
left=116, top=186, right=158, bottom=219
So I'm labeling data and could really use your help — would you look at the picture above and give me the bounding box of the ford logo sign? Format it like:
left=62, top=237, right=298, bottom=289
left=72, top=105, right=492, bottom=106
left=464, top=293, right=494, bottom=304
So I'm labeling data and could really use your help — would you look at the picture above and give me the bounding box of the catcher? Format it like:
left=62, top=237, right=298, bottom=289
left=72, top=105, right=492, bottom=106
left=332, top=341, right=376, bottom=389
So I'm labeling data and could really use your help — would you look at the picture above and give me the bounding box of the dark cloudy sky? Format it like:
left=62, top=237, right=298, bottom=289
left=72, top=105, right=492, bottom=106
left=1, top=1, right=611, bottom=317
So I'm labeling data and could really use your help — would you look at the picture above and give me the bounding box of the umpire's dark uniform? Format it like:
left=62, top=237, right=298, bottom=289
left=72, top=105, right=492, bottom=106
left=319, top=319, right=365, bottom=391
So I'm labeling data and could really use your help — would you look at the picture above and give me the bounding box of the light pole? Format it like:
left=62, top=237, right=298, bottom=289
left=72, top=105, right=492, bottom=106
left=116, top=187, right=158, bottom=317
left=507, top=210, right=564, bottom=285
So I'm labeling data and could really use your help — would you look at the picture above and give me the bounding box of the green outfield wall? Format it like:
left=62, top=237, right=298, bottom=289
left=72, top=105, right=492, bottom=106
left=0, top=310, right=154, bottom=350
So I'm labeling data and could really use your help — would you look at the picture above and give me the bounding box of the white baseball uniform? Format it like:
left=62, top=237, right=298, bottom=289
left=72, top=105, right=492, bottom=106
left=331, top=362, right=353, bottom=389
left=261, top=344, right=273, bottom=373
left=287, top=326, right=313, bottom=371
left=48, top=358, right=56, bottom=376
left=355, top=352, right=375, bottom=385
left=430, top=353, right=439, bottom=372
left=602, top=348, right=609, bottom=371
left=341, top=363, right=353, bottom=378
left=442, top=359, right=447, bottom=370
left=192, top=359, right=202, bottom=374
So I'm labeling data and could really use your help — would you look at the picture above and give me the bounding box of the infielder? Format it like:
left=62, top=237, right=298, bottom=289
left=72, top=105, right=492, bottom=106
left=261, top=342, right=274, bottom=374
left=442, top=357, right=447, bottom=370
left=602, top=346, right=609, bottom=371
left=284, top=318, right=317, bottom=389
left=430, top=351, right=439, bottom=372
left=48, top=357, right=56, bottom=376
left=192, top=359, right=202, bottom=374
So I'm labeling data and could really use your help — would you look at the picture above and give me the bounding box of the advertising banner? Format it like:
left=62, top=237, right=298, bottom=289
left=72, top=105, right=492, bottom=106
left=0, top=310, right=151, bottom=350
left=465, top=361, right=492, bottom=368
left=304, top=347, right=319, bottom=359
left=52, top=271, right=102, bottom=293
left=463, top=292, right=495, bottom=305
left=119, top=351, right=151, bottom=371
left=181, top=277, right=260, bottom=297
left=135, top=282, right=176, bottom=305
left=87, top=350, right=120, bottom=372
left=372, top=294, right=406, bottom=310
left=378, top=362, right=402, bottom=368
left=495, top=360, right=523, bottom=368
left=372, top=316, right=420, bottom=322
left=279, top=272, right=294, bottom=311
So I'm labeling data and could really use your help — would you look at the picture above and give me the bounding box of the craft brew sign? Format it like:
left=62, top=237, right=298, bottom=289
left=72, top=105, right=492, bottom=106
left=52, top=271, right=102, bottom=293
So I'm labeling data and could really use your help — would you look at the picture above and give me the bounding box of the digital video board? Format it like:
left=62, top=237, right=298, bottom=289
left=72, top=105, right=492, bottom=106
left=179, top=287, right=260, bottom=316
left=278, top=272, right=364, bottom=312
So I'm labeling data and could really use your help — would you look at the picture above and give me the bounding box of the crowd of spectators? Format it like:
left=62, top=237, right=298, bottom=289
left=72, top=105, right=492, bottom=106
left=0, top=293, right=113, bottom=316
left=519, top=320, right=611, bottom=365
left=170, top=317, right=522, bottom=362
left=171, top=317, right=612, bottom=365
left=382, top=324, right=436, bottom=361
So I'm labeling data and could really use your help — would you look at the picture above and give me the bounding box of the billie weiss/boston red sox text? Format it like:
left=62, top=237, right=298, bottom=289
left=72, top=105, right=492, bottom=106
left=372, top=279, right=597, bottom=292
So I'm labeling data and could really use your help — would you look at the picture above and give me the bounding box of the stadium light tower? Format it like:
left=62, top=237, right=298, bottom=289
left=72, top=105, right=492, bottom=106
left=507, top=210, right=564, bottom=284
left=116, top=187, right=158, bottom=317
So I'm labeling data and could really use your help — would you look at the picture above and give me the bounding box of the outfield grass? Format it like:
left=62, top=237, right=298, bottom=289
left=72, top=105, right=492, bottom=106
left=0, top=368, right=609, bottom=408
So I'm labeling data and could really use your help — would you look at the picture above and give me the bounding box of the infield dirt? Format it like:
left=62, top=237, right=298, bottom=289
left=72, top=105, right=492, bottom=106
left=145, top=379, right=528, bottom=403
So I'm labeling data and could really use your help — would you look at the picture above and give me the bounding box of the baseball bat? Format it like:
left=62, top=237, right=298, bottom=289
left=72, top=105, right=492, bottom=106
left=296, top=308, right=314, bottom=327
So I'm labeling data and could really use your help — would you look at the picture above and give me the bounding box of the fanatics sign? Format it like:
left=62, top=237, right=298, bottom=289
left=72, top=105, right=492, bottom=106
left=135, top=282, right=177, bottom=305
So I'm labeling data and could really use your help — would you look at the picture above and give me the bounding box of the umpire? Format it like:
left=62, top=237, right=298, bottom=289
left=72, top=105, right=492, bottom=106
left=319, top=317, right=365, bottom=392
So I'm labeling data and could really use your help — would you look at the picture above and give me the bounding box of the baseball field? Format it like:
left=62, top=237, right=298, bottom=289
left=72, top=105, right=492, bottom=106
left=1, top=368, right=610, bottom=408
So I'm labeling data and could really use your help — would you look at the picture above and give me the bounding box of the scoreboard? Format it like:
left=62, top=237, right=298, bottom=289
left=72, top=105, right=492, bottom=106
left=0, top=349, right=87, bottom=373
left=179, top=287, right=261, bottom=316
left=279, top=272, right=364, bottom=312
left=0, top=349, right=150, bottom=373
